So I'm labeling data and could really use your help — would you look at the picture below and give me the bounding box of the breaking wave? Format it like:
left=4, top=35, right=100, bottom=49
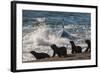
left=22, top=22, right=90, bottom=62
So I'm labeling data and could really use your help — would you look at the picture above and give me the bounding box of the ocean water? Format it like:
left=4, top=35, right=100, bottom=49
left=22, top=10, right=91, bottom=62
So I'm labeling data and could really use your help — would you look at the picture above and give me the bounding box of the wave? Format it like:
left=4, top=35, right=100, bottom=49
left=22, top=23, right=90, bottom=62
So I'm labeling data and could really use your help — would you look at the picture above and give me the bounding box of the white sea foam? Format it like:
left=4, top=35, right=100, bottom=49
left=22, top=23, right=90, bottom=62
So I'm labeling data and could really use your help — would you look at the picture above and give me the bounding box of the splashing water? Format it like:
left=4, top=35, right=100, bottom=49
left=22, top=22, right=89, bottom=62
left=22, top=23, right=72, bottom=61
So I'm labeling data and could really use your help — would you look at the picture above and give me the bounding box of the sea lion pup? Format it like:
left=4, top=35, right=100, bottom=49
left=85, top=40, right=91, bottom=52
left=30, top=51, right=50, bottom=60
left=50, top=44, right=67, bottom=57
left=70, top=41, right=82, bottom=54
